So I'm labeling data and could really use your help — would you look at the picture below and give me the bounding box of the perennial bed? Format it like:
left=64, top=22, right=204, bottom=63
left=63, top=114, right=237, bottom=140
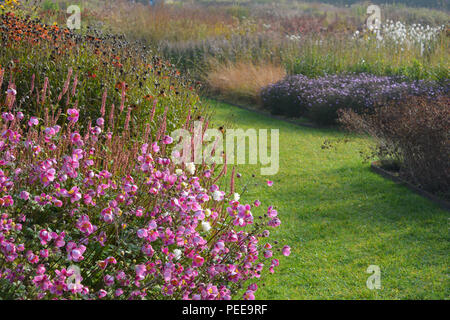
left=0, top=8, right=291, bottom=300
left=0, top=73, right=291, bottom=300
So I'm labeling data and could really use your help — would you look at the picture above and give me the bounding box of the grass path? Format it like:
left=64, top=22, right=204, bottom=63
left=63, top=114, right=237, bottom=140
left=207, top=99, right=449, bottom=300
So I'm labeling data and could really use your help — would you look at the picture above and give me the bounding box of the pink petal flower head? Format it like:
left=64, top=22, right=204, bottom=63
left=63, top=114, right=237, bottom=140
left=67, top=109, right=79, bottom=123
left=104, top=274, right=115, bottom=286
left=266, top=180, right=274, bottom=187
left=98, top=289, right=107, bottom=298
left=137, top=228, right=148, bottom=239
left=39, top=229, right=52, bottom=245
left=76, top=215, right=94, bottom=235
left=152, top=142, right=160, bottom=153
left=135, top=264, right=146, bottom=277
left=40, top=168, right=56, bottom=187
left=2, top=112, right=14, bottom=121
left=248, top=283, right=258, bottom=292
left=28, top=117, right=39, bottom=127
left=192, top=255, right=205, bottom=267
left=7, top=88, right=17, bottom=96
left=282, top=245, right=291, bottom=257
left=70, top=133, right=83, bottom=146
left=115, top=288, right=123, bottom=297
left=39, top=249, right=49, bottom=258
left=67, top=242, right=86, bottom=262
left=243, top=290, right=255, bottom=300
left=36, top=264, right=46, bottom=275
left=106, top=256, right=117, bottom=265
left=43, top=127, right=56, bottom=137
left=96, top=117, right=104, bottom=126
left=20, top=191, right=30, bottom=200
left=142, top=244, right=155, bottom=257
left=162, top=135, right=173, bottom=145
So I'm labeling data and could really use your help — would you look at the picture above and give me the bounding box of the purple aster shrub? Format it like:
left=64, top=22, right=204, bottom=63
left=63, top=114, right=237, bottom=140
left=261, top=73, right=448, bottom=125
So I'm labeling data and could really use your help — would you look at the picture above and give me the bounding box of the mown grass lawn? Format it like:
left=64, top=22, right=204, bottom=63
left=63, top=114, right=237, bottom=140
left=207, top=99, right=449, bottom=300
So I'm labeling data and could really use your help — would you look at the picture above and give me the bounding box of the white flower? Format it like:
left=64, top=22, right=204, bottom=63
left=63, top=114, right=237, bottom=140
left=204, top=209, right=211, bottom=217
left=233, top=193, right=240, bottom=201
left=173, top=249, right=182, bottom=260
left=6, top=88, right=17, bottom=96
left=185, top=162, right=195, bottom=175
left=201, top=221, right=211, bottom=233
left=175, top=169, right=183, bottom=176
left=212, top=190, right=224, bottom=201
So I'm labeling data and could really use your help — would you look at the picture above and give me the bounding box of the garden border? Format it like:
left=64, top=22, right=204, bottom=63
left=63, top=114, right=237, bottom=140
left=371, top=161, right=450, bottom=212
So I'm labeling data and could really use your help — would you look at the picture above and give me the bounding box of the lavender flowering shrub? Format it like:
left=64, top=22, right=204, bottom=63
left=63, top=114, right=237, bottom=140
left=261, top=73, right=448, bottom=125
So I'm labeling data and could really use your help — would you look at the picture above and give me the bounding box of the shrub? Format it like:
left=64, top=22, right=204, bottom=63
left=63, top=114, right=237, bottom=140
left=339, top=95, right=450, bottom=198
left=0, top=76, right=290, bottom=300
left=205, top=60, right=286, bottom=105
left=261, top=73, right=448, bottom=124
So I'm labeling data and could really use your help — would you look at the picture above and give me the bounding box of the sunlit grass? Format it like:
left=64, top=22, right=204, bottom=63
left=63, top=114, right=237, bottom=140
left=209, top=99, right=449, bottom=299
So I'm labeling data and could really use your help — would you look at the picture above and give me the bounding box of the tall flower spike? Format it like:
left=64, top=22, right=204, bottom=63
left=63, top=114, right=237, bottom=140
left=41, top=77, right=48, bottom=105
left=156, top=105, right=168, bottom=142
left=124, top=107, right=132, bottom=132
left=65, top=89, right=71, bottom=106
left=30, top=74, right=35, bottom=94
left=5, top=84, right=16, bottom=110
left=85, top=120, right=92, bottom=141
left=109, top=104, right=115, bottom=130
left=150, top=99, right=157, bottom=122
left=213, top=154, right=227, bottom=184
left=120, top=82, right=126, bottom=113
left=62, top=67, right=73, bottom=96
left=0, top=68, right=4, bottom=90
left=184, top=108, right=191, bottom=130
left=44, top=107, right=49, bottom=126
left=100, top=88, right=107, bottom=117
left=229, top=166, right=236, bottom=195
left=8, top=70, right=13, bottom=86
left=144, top=123, right=151, bottom=145
left=71, top=74, right=78, bottom=97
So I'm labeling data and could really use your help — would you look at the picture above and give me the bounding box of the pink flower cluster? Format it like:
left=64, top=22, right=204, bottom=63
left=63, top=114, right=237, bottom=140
left=0, top=83, right=290, bottom=300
